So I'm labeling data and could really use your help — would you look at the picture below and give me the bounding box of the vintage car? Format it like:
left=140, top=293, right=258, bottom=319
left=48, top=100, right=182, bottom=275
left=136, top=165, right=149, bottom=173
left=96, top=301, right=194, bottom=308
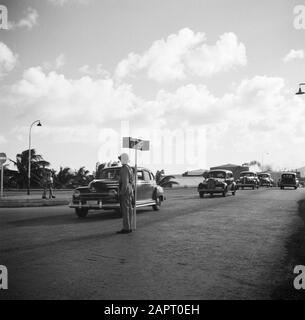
left=236, top=171, right=259, bottom=190
left=197, top=170, right=237, bottom=198
left=69, top=166, right=165, bottom=218
left=279, top=172, right=299, bottom=190
left=257, top=173, right=274, bottom=187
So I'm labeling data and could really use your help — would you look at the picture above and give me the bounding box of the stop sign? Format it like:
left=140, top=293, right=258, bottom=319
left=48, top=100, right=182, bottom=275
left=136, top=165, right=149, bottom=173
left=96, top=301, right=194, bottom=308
left=0, top=153, right=7, bottom=165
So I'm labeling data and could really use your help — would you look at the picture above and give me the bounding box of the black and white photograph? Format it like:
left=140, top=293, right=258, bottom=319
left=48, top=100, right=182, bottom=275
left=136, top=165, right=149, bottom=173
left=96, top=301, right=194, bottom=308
left=1, top=0, right=305, bottom=304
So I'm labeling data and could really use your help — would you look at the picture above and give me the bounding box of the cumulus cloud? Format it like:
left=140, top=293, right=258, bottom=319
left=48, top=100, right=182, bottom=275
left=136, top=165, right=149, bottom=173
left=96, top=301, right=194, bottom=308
left=42, top=54, right=66, bottom=71
left=115, top=28, right=247, bottom=82
left=8, top=7, right=38, bottom=30
left=55, top=54, right=66, bottom=69
left=78, top=64, right=110, bottom=78
left=48, top=0, right=90, bottom=6
left=2, top=64, right=305, bottom=169
left=0, top=135, right=7, bottom=144
left=0, top=42, right=18, bottom=78
left=283, top=49, right=304, bottom=63
left=10, top=67, right=142, bottom=126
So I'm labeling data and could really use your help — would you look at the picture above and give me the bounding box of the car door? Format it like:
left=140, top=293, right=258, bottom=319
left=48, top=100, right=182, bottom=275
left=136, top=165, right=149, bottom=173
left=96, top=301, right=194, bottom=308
left=136, top=170, right=145, bottom=201
left=142, top=170, right=154, bottom=201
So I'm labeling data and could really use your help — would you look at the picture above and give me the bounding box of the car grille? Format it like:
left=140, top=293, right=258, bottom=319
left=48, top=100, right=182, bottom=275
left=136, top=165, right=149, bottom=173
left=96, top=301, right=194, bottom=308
left=207, top=179, right=216, bottom=190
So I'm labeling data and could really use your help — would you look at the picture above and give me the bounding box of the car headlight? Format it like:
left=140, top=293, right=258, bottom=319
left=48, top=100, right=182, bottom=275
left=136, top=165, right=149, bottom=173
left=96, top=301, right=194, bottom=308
left=73, top=190, right=80, bottom=198
left=108, top=189, right=117, bottom=197
left=89, top=183, right=96, bottom=192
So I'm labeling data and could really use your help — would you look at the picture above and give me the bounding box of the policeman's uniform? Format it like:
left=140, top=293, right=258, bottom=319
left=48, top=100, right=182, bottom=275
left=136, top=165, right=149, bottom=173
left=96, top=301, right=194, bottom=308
left=118, top=164, right=134, bottom=233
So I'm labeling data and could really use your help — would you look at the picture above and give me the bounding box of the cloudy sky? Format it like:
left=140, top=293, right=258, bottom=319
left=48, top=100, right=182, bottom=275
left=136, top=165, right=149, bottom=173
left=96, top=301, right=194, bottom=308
left=1, top=0, right=305, bottom=174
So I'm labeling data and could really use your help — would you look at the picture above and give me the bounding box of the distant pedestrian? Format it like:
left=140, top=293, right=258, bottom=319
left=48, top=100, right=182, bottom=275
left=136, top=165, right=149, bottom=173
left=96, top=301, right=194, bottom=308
left=117, top=153, right=134, bottom=234
left=42, top=170, right=56, bottom=199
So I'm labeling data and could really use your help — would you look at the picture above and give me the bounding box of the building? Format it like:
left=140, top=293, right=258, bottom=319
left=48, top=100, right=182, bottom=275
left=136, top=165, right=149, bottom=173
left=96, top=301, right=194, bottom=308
left=210, top=164, right=250, bottom=180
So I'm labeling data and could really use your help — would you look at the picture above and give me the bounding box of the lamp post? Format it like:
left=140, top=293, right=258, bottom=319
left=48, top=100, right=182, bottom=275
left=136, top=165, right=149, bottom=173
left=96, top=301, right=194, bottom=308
left=27, top=120, right=42, bottom=195
left=295, top=83, right=305, bottom=95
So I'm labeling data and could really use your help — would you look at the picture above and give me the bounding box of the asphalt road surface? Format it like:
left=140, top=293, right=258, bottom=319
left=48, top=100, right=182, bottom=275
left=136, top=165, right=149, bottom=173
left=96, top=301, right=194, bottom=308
left=0, top=187, right=304, bottom=300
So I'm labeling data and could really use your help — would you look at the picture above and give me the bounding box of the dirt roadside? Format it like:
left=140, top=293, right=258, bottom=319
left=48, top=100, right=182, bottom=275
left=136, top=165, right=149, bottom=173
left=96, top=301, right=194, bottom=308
left=272, top=199, right=305, bottom=299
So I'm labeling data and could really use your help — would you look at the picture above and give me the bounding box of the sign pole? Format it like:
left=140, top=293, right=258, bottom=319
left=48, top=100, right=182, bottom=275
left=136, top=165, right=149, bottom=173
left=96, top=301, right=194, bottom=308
left=0, top=164, right=3, bottom=198
left=134, top=147, right=138, bottom=230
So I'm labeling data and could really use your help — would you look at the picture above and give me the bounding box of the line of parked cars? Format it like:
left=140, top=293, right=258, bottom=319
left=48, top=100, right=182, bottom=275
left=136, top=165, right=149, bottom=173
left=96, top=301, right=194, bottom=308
left=196, top=169, right=299, bottom=199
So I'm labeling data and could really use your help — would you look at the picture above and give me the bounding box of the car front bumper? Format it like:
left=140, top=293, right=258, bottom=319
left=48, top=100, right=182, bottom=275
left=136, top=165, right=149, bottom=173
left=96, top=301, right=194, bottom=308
left=198, top=188, right=225, bottom=193
left=69, top=200, right=120, bottom=210
left=280, top=184, right=297, bottom=188
left=237, top=183, right=257, bottom=188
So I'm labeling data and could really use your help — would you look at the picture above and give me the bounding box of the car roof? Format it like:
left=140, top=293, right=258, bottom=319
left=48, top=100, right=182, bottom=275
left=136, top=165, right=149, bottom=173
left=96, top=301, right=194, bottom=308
left=282, top=172, right=296, bottom=175
left=258, top=172, right=270, bottom=175
left=209, top=169, right=233, bottom=174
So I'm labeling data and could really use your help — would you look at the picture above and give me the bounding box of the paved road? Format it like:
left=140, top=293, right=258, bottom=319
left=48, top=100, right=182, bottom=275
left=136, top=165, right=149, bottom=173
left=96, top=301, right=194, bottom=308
left=0, top=187, right=304, bottom=299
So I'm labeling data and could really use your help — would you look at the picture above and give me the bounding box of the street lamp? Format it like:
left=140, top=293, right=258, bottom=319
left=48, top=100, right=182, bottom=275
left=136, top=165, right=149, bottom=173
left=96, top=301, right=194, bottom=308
left=28, top=120, right=42, bottom=195
left=295, top=83, right=305, bottom=95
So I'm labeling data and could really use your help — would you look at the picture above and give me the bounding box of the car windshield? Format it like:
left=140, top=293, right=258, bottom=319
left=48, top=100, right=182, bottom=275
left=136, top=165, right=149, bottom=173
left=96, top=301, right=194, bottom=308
left=282, top=174, right=295, bottom=179
left=208, top=171, right=226, bottom=179
left=99, top=168, right=120, bottom=180
left=259, top=174, right=269, bottom=178
left=241, top=172, right=255, bottom=177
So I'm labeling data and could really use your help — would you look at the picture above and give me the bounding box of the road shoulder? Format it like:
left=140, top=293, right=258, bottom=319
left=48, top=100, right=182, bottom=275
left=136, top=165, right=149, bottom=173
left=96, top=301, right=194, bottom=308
left=272, top=198, right=305, bottom=299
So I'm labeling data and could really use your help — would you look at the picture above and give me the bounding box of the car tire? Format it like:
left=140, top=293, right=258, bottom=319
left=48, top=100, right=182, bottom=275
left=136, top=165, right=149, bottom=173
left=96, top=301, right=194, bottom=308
left=222, top=191, right=227, bottom=197
left=210, top=193, right=214, bottom=197
left=153, top=197, right=162, bottom=211
left=199, top=192, right=204, bottom=198
left=294, top=186, right=297, bottom=190
left=75, top=208, right=89, bottom=218
left=232, top=191, right=236, bottom=196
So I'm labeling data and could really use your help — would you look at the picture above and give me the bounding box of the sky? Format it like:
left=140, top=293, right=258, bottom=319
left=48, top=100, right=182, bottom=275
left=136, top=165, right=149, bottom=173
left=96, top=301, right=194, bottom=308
left=1, top=0, right=305, bottom=174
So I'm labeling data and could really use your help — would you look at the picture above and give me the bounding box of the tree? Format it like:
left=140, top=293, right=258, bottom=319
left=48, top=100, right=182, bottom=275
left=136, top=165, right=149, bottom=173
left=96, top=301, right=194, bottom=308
left=12, top=149, right=50, bottom=188
left=155, top=169, right=179, bottom=188
left=54, top=166, right=74, bottom=188
left=73, top=166, right=92, bottom=186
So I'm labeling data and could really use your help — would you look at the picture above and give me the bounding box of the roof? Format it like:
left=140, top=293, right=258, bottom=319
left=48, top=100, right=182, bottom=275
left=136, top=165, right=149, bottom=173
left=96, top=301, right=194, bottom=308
left=282, top=172, right=297, bottom=175
left=209, top=169, right=233, bottom=174
left=211, top=164, right=243, bottom=168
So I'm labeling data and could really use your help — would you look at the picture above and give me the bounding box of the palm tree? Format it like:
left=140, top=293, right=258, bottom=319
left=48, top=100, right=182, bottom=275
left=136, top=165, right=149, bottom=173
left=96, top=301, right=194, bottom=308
left=54, top=166, right=74, bottom=188
left=12, top=149, right=50, bottom=188
left=155, top=169, right=179, bottom=188
left=73, top=166, right=92, bottom=187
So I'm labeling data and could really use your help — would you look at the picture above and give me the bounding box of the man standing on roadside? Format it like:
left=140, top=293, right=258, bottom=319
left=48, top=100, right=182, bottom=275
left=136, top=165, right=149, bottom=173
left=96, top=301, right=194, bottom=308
left=117, top=153, right=134, bottom=234
left=42, top=170, right=56, bottom=199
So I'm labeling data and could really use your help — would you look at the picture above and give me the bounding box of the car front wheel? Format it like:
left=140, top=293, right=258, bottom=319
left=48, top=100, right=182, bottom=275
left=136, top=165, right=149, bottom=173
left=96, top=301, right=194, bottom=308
left=75, top=208, right=89, bottom=218
left=199, top=192, right=204, bottom=198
